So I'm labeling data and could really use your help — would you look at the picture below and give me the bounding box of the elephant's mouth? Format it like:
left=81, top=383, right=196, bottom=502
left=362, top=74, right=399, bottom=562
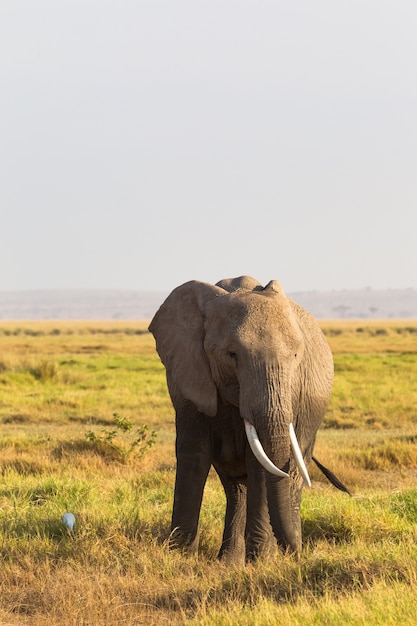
left=244, top=420, right=311, bottom=486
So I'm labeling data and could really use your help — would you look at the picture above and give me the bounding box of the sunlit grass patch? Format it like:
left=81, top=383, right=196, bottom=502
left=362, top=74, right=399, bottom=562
left=344, top=436, right=417, bottom=470
left=302, top=489, right=417, bottom=545
left=190, top=580, right=417, bottom=626
left=325, top=352, right=417, bottom=429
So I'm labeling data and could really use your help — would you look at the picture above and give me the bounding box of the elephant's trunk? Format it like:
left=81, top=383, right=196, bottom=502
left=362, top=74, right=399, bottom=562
left=241, top=364, right=303, bottom=554
left=257, top=418, right=300, bottom=553
left=266, top=473, right=300, bottom=553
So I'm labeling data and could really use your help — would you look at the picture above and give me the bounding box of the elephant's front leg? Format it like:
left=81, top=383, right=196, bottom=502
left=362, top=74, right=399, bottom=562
left=215, top=468, right=247, bottom=566
left=170, top=409, right=211, bottom=554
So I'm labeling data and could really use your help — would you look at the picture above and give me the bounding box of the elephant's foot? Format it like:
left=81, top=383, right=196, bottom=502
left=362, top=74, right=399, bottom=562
left=169, top=526, right=200, bottom=554
left=246, top=533, right=277, bottom=563
left=217, top=541, right=246, bottom=567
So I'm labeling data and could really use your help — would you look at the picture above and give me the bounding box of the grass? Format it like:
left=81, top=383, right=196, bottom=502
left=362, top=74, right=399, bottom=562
left=0, top=320, right=416, bottom=624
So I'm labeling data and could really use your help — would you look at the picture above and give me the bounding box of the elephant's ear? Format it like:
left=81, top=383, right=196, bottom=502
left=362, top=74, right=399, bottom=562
left=216, top=275, right=263, bottom=293
left=149, top=280, right=226, bottom=417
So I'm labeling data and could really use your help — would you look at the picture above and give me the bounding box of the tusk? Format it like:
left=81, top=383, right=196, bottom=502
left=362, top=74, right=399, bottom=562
left=244, top=420, right=289, bottom=478
left=289, top=423, right=311, bottom=487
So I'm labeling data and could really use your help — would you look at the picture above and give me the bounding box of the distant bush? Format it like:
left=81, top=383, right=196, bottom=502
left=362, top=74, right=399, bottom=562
left=395, top=326, right=417, bottom=335
left=30, top=360, right=59, bottom=382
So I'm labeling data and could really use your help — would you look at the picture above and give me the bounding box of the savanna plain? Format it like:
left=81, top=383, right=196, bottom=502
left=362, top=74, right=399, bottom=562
left=0, top=320, right=416, bottom=625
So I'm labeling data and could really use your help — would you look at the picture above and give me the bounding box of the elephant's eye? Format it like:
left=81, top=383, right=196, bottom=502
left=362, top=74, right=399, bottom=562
left=229, top=351, right=237, bottom=361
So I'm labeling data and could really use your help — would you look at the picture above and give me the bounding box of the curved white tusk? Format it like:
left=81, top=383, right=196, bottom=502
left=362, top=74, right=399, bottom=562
left=244, top=420, right=289, bottom=478
left=289, top=423, right=311, bottom=487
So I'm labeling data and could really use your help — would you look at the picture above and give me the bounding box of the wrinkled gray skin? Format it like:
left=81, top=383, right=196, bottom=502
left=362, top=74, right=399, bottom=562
left=149, top=276, right=333, bottom=565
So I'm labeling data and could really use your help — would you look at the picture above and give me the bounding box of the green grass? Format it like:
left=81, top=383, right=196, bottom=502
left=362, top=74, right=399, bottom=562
left=0, top=320, right=417, bottom=624
left=325, top=352, right=417, bottom=430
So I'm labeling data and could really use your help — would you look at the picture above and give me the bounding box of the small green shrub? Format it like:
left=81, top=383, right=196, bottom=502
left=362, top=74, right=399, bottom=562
left=84, top=412, right=157, bottom=462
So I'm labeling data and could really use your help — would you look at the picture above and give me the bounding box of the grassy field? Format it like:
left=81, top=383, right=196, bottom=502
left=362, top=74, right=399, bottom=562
left=0, top=320, right=416, bottom=625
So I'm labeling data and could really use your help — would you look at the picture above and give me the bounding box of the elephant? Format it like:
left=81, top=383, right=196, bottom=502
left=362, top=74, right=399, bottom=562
left=149, top=275, right=337, bottom=565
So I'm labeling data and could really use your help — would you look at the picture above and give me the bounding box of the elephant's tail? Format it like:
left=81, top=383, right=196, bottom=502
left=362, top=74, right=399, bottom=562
left=311, top=456, right=352, bottom=495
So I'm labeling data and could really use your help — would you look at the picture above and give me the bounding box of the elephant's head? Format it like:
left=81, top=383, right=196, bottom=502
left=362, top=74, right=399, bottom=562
left=149, top=276, right=332, bottom=553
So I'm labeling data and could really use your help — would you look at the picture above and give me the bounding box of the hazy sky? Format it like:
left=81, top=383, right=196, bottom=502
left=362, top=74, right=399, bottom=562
left=1, top=1, right=416, bottom=293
